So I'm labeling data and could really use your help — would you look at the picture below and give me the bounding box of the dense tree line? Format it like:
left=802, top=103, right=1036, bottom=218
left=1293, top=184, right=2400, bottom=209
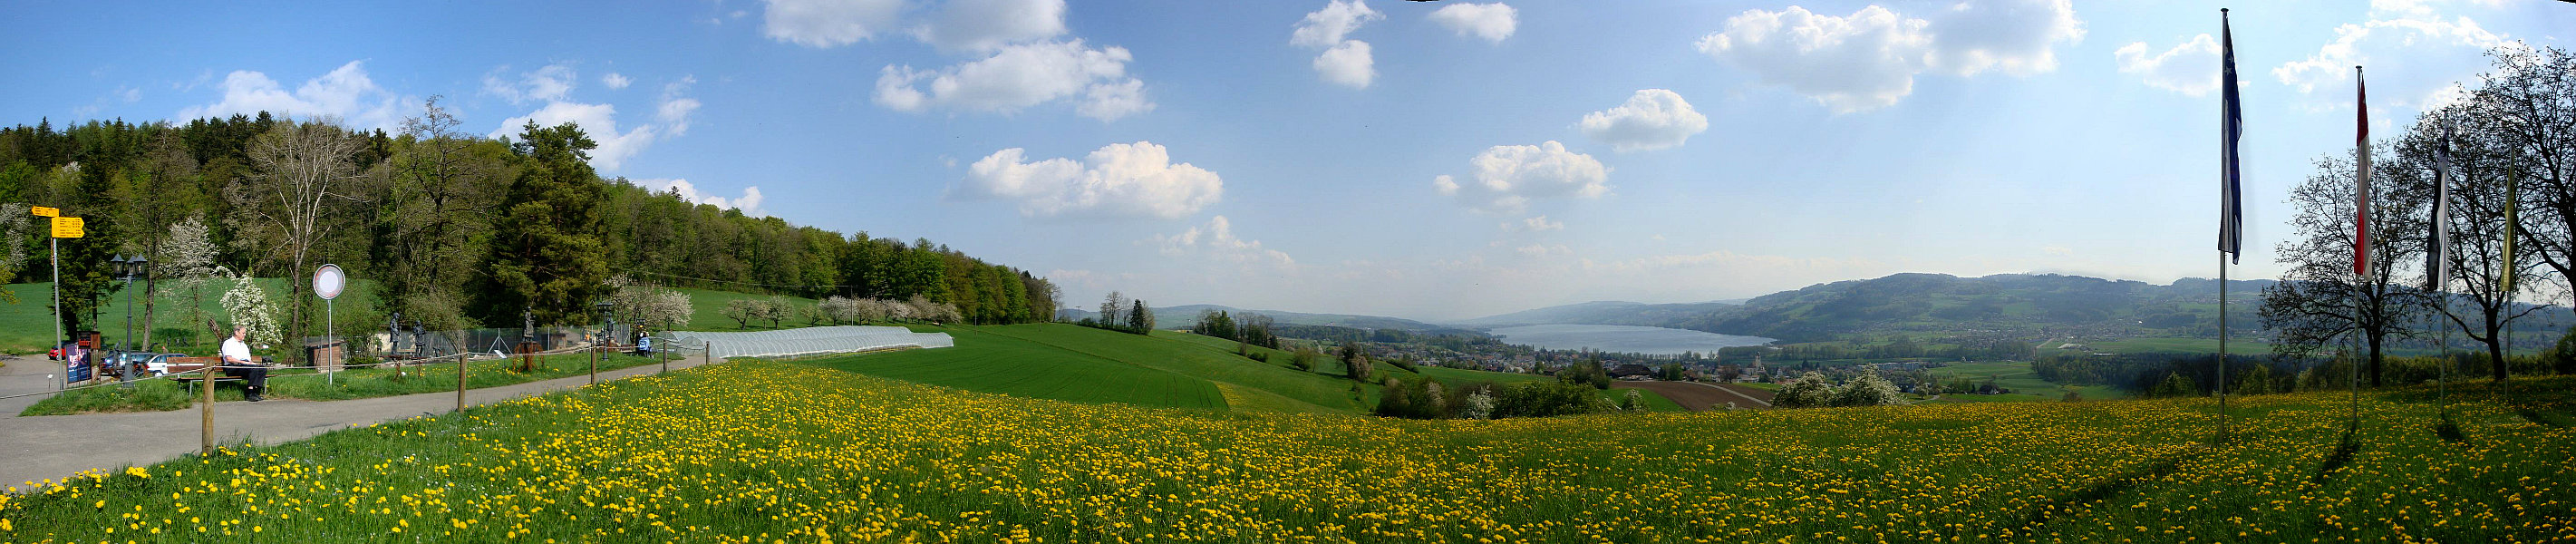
left=0, top=102, right=1058, bottom=362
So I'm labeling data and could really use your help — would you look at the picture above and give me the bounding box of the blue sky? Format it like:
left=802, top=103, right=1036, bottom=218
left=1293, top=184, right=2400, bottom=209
left=5, top=0, right=2568, bottom=320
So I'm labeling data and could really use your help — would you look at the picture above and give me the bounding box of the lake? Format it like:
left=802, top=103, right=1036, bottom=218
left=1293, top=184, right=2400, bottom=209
left=1487, top=324, right=1775, bottom=355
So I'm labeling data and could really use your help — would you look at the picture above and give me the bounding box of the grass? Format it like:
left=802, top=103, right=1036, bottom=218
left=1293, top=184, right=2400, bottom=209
left=796, top=325, right=1226, bottom=411
left=1927, top=360, right=2126, bottom=401
left=19, top=351, right=671, bottom=416
left=5, top=363, right=2569, bottom=542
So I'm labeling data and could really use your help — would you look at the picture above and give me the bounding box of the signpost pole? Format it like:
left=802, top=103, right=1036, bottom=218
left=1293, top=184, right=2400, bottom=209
left=326, top=298, right=335, bottom=386
left=50, top=237, right=60, bottom=391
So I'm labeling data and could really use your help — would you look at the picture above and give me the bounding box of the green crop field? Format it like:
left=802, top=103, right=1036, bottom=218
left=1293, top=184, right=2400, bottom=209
left=1927, top=360, right=2126, bottom=402
left=5, top=361, right=2569, bottom=542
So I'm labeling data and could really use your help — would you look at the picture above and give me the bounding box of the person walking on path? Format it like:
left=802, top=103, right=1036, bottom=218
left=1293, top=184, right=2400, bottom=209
left=220, top=325, right=268, bottom=402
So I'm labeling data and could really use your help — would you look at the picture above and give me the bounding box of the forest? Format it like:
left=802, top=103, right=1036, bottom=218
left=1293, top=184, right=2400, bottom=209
left=0, top=99, right=1059, bottom=363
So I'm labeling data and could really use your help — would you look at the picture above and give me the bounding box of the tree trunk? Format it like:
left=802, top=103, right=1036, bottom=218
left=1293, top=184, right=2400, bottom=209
left=140, top=276, right=156, bottom=352
left=2367, top=333, right=2385, bottom=389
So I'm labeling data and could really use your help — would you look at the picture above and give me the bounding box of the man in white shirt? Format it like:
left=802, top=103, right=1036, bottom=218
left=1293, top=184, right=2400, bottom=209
left=220, top=325, right=268, bottom=402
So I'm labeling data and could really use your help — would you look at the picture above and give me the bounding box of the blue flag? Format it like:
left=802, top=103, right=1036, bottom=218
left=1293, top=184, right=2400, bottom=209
left=2219, top=10, right=2244, bottom=264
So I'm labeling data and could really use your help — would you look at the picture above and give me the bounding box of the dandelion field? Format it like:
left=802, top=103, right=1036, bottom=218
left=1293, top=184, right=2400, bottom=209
left=3, top=361, right=2571, bottom=543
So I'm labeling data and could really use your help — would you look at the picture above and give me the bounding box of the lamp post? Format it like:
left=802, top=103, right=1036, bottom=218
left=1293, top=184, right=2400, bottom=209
left=111, top=254, right=148, bottom=384
left=592, top=299, right=614, bottom=384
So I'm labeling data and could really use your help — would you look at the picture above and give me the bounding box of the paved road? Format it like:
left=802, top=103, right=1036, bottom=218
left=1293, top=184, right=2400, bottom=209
left=0, top=354, right=716, bottom=492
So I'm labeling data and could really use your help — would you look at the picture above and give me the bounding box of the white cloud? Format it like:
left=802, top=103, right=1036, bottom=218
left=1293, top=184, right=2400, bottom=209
left=2271, top=9, right=2507, bottom=94
left=483, top=63, right=576, bottom=105
left=1433, top=141, right=1609, bottom=213
left=1502, top=215, right=1564, bottom=232
left=1428, top=3, right=1516, bottom=44
left=637, top=178, right=768, bottom=217
left=1154, top=216, right=1294, bottom=267
left=1696, top=1, right=2082, bottom=112
left=486, top=68, right=703, bottom=172
left=761, top=0, right=905, bottom=47
left=177, top=61, right=410, bottom=130
left=1293, top=0, right=1383, bottom=88
left=1515, top=244, right=1571, bottom=257
left=956, top=141, right=1223, bottom=219
left=491, top=102, right=659, bottom=171
left=875, top=40, right=1153, bottom=121
left=2113, top=34, right=2221, bottom=97
left=1923, top=0, right=2085, bottom=77
left=915, top=0, right=1068, bottom=52
left=658, top=76, right=702, bottom=137
left=1291, top=0, right=1381, bottom=48
left=1312, top=40, right=1376, bottom=89
left=602, top=73, right=633, bottom=90
left=1579, top=89, right=1709, bottom=152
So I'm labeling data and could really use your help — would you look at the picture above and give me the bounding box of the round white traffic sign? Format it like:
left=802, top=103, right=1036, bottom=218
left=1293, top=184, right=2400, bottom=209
left=314, top=264, right=345, bottom=300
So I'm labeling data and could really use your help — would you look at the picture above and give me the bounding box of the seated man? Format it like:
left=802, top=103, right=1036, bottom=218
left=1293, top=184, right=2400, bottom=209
left=637, top=332, right=654, bottom=356
left=220, top=325, right=270, bottom=402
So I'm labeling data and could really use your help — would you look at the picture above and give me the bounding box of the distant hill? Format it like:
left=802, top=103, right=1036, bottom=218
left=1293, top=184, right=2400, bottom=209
left=1056, top=305, right=1477, bottom=335
left=1652, top=273, right=2282, bottom=343
left=1451, top=300, right=1741, bottom=328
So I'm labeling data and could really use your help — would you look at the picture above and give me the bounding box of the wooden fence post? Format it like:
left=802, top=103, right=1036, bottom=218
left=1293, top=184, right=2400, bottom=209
left=455, top=353, right=467, bottom=413
left=199, top=365, right=214, bottom=455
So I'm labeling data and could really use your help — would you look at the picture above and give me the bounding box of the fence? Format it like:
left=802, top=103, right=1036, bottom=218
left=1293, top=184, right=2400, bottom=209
left=667, top=325, right=954, bottom=359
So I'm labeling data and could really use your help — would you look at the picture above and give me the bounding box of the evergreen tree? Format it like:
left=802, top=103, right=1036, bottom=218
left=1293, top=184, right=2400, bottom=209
left=477, top=121, right=610, bottom=325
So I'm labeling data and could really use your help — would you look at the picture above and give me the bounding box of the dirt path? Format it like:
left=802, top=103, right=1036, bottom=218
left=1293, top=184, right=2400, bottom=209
left=1612, top=381, right=1775, bottom=411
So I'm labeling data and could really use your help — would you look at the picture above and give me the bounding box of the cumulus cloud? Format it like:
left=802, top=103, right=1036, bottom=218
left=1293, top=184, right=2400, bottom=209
left=637, top=178, right=768, bottom=217
left=1502, top=215, right=1564, bottom=232
left=490, top=102, right=659, bottom=171
left=1432, top=141, right=1609, bottom=213
left=658, top=76, right=702, bottom=137
left=875, top=40, right=1154, bottom=121
left=1293, top=0, right=1382, bottom=89
left=956, top=141, right=1223, bottom=219
left=761, top=0, right=905, bottom=47
left=1579, top=89, right=1709, bottom=152
left=601, top=73, right=633, bottom=90
left=915, top=0, right=1068, bottom=52
left=2271, top=5, right=2507, bottom=94
left=1428, top=3, right=1516, bottom=44
left=1312, top=40, right=1376, bottom=89
left=2113, top=34, right=2222, bottom=97
left=1696, top=0, right=2082, bottom=112
left=483, top=63, right=576, bottom=105
left=1291, top=0, right=1380, bottom=47
left=1515, top=244, right=1572, bottom=257
left=1154, top=216, right=1294, bottom=267
left=176, top=61, right=411, bottom=130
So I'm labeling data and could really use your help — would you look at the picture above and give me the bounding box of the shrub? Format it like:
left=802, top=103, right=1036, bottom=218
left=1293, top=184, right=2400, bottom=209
left=1386, top=356, right=1419, bottom=373
left=1621, top=389, right=1645, bottom=412
left=1830, top=372, right=1907, bottom=407
left=1290, top=348, right=1320, bottom=372
left=1462, top=390, right=1496, bottom=420
left=1492, top=382, right=1607, bottom=418
left=1773, top=372, right=1835, bottom=408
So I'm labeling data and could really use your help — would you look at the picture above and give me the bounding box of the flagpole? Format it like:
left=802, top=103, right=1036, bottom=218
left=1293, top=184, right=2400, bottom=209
left=2349, top=64, right=2368, bottom=436
left=2214, top=7, right=2241, bottom=445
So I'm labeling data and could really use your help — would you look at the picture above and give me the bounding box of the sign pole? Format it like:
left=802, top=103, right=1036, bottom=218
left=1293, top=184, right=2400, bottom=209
left=50, top=237, right=60, bottom=391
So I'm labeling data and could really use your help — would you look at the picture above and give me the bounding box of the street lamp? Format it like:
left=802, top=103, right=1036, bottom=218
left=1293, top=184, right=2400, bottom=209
left=590, top=299, right=614, bottom=384
left=111, top=254, right=148, bottom=384
left=111, top=254, right=149, bottom=351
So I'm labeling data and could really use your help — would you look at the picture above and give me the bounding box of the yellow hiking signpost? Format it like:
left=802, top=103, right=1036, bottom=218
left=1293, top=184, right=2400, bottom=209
left=31, top=206, right=58, bottom=218
left=50, top=216, right=82, bottom=238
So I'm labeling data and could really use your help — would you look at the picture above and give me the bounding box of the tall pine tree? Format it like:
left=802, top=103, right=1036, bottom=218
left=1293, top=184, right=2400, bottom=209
left=478, top=121, right=610, bottom=325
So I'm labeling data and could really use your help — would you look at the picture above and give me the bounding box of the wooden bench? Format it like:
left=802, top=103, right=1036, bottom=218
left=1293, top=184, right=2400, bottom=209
left=166, top=356, right=268, bottom=396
